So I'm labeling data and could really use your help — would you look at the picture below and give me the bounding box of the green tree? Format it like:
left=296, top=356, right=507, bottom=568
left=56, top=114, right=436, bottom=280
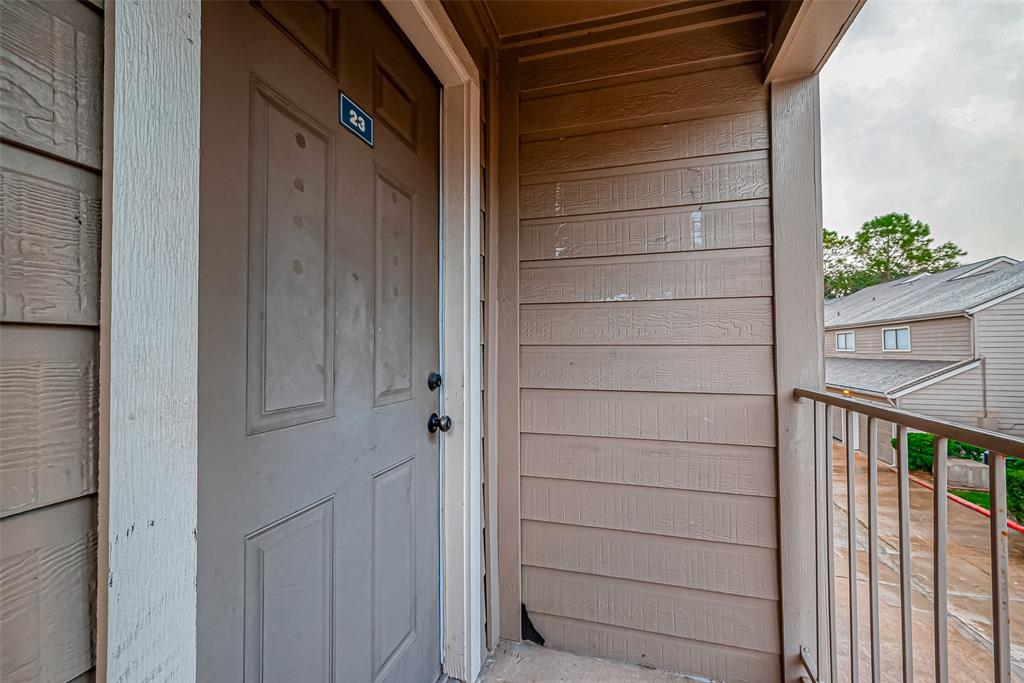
left=824, top=212, right=966, bottom=298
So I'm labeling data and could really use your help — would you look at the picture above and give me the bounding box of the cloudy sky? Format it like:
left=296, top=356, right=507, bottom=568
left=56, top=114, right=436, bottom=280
left=820, top=0, right=1024, bottom=262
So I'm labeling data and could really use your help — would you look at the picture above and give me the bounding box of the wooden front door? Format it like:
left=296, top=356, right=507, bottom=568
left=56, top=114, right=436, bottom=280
left=198, top=2, right=441, bottom=681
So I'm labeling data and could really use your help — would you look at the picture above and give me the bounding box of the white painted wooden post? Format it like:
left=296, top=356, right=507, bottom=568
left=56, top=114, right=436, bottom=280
left=100, top=1, right=201, bottom=680
left=771, top=75, right=825, bottom=682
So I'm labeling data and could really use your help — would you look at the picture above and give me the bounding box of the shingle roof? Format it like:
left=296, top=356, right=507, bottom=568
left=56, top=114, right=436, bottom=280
left=824, top=257, right=1024, bottom=328
left=824, top=357, right=970, bottom=396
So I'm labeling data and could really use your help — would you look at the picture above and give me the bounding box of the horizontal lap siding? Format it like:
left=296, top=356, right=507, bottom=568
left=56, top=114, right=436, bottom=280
left=515, top=11, right=777, bottom=680
left=898, top=366, right=985, bottom=426
left=0, top=1, right=102, bottom=680
left=824, top=316, right=972, bottom=360
left=974, top=294, right=1024, bottom=437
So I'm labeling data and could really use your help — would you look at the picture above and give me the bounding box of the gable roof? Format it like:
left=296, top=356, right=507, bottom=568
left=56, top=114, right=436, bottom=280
left=825, top=256, right=1024, bottom=328
left=825, top=357, right=979, bottom=398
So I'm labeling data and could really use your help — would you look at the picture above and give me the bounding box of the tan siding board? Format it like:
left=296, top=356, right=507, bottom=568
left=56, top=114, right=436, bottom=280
left=1, top=144, right=101, bottom=325
left=522, top=566, right=779, bottom=653
left=520, top=111, right=769, bottom=177
left=0, top=0, right=103, bottom=169
left=898, top=366, right=985, bottom=426
left=520, top=153, right=770, bottom=219
left=0, top=496, right=97, bottom=683
left=0, top=325, right=98, bottom=516
left=520, top=298, right=774, bottom=346
left=521, top=345, right=775, bottom=394
left=520, top=63, right=767, bottom=137
left=520, top=248, right=772, bottom=304
left=975, top=294, right=1024, bottom=437
left=520, top=19, right=764, bottom=93
left=824, top=316, right=972, bottom=361
left=529, top=613, right=782, bottom=683
left=520, top=433, right=776, bottom=497
left=521, top=478, right=777, bottom=548
left=522, top=389, right=776, bottom=447
left=521, top=520, right=778, bottom=599
left=519, top=200, right=771, bottom=261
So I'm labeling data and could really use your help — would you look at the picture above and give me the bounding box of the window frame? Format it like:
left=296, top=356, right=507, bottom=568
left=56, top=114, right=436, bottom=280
left=882, top=325, right=911, bottom=352
left=835, top=330, right=856, bottom=352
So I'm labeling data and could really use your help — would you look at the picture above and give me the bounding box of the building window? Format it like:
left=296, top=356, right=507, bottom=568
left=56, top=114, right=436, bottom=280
left=883, top=326, right=911, bottom=351
left=836, top=331, right=855, bottom=351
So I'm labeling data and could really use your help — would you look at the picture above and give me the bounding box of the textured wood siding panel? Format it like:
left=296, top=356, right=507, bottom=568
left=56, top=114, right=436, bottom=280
left=530, top=613, right=781, bottom=683
left=974, top=294, right=1024, bottom=437
left=519, top=18, right=764, bottom=93
left=521, top=63, right=767, bottom=137
left=520, top=153, right=769, bottom=219
left=519, top=200, right=771, bottom=261
left=520, top=434, right=775, bottom=497
left=520, top=248, right=772, bottom=304
left=0, top=325, right=98, bottom=516
left=520, top=112, right=769, bottom=177
left=521, top=520, right=778, bottom=599
left=0, top=1, right=102, bottom=679
left=0, top=496, right=97, bottom=683
left=514, top=13, right=776, bottom=678
left=521, top=345, right=775, bottom=394
left=1, top=144, right=101, bottom=325
left=824, top=316, right=972, bottom=360
left=898, top=366, right=985, bottom=426
left=0, top=0, right=103, bottom=169
left=521, top=566, right=779, bottom=652
left=521, top=478, right=777, bottom=548
left=522, top=389, right=775, bottom=447
left=520, top=298, right=773, bottom=346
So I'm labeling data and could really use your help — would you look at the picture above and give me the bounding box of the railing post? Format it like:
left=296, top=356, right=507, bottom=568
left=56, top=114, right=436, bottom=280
left=934, top=436, right=949, bottom=683
left=845, top=409, right=859, bottom=681
left=896, top=426, right=914, bottom=683
left=989, top=452, right=1010, bottom=683
left=866, top=417, right=881, bottom=683
left=826, top=406, right=838, bottom=683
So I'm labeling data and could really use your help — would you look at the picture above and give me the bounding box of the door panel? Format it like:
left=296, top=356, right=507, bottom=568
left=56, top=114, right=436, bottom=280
left=198, top=3, right=441, bottom=681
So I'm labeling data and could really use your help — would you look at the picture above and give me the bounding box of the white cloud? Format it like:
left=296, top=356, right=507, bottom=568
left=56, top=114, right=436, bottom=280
left=821, top=0, right=1024, bottom=261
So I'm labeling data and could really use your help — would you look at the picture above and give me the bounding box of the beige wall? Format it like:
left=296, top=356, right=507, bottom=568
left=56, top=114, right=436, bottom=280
left=974, top=293, right=1024, bottom=437
left=0, top=0, right=101, bottom=680
left=825, top=315, right=972, bottom=361
left=511, top=9, right=781, bottom=680
left=898, top=365, right=986, bottom=427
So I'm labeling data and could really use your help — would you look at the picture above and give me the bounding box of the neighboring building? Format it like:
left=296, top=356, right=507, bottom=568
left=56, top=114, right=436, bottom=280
left=825, top=257, right=1024, bottom=462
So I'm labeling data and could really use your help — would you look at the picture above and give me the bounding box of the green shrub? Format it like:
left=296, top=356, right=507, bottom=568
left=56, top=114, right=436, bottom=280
left=1008, top=464, right=1024, bottom=522
left=889, top=433, right=1024, bottom=522
left=891, top=432, right=986, bottom=472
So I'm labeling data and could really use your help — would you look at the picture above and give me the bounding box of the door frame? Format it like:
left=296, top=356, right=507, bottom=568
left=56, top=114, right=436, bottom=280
left=99, top=1, right=485, bottom=681
left=380, top=1, right=485, bottom=680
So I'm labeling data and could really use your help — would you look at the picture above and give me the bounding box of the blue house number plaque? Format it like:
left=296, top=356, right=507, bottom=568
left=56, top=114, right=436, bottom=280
left=340, top=93, right=373, bottom=147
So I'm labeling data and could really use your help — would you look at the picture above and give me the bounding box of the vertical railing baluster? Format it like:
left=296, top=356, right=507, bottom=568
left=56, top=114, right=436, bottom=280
left=896, top=426, right=914, bottom=683
left=827, top=407, right=838, bottom=683
left=989, top=452, right=1010, bottom=683
left=846, top=409, right=859, bottom=681
left=867, top=417, right=881, bottom=683
left=814, top=402, right=827, bottom=677
left=934, top=436, right=949, bottom=682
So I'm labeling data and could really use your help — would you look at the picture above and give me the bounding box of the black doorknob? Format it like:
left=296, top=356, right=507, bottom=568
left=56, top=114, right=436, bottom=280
left=428, top=413, right=452, bottom=433
left=427, top=371, right=443, bottom=391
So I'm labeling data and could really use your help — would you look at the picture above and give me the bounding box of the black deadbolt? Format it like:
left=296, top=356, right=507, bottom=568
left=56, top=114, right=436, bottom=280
left=427, top=371, right=443, bottom=391
left=428, top=413, right=452, bottom=433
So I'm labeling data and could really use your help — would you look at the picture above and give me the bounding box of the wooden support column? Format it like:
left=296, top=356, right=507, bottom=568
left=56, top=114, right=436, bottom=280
left=771, top=75, right=825, bottom=682
left=495, top=47, right=522, bottom=642
left=99, top=1, right=201, bottom=680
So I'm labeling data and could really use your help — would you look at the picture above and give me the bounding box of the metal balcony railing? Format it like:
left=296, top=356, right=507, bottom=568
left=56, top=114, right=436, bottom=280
left=793, top=387, right=1023, bottom=683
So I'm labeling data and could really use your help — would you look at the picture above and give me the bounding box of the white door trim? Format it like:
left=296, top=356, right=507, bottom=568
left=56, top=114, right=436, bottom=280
left=380, top=2, right=484, bottom=681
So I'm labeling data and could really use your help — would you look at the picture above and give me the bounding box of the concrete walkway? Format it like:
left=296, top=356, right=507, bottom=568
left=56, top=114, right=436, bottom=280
left=479, top=641, right=702, bottom=683
left=832, top=444, right=1024, bottom=682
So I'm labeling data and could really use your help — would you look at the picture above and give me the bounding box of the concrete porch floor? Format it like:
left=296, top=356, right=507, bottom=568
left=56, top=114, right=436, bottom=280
left=479, top=641, right=703, bottom=682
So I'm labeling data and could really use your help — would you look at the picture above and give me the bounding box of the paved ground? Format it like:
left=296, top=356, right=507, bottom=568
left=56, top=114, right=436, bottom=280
left=479, top=641, right=700, bottom=683
left=832, top=444, right=1024, bottom=682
